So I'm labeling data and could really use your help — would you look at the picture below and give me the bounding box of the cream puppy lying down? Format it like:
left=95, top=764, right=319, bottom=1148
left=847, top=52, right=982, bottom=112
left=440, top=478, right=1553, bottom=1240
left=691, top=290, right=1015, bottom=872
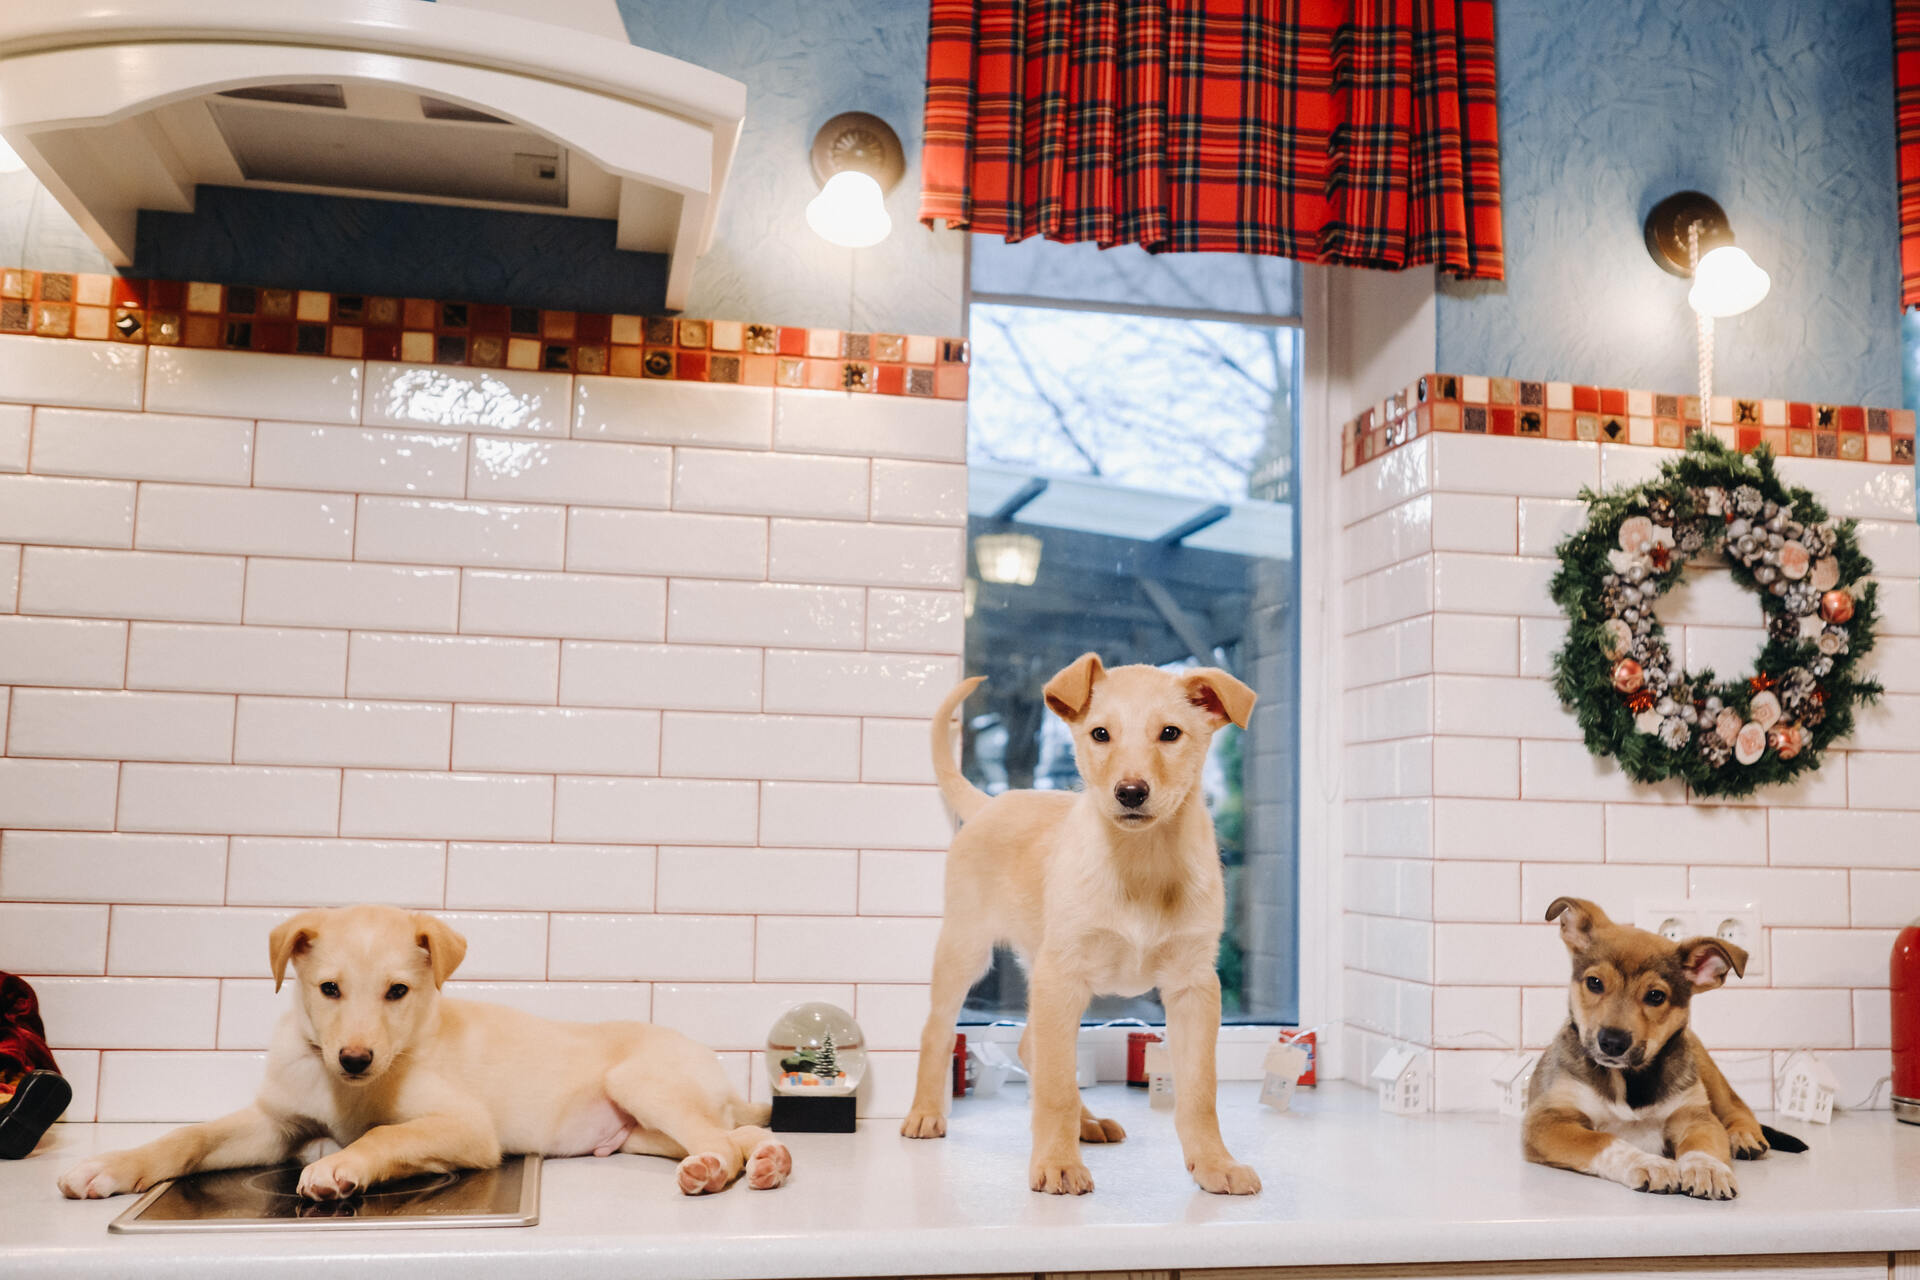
left=59, top=905, right=789, bottom=1200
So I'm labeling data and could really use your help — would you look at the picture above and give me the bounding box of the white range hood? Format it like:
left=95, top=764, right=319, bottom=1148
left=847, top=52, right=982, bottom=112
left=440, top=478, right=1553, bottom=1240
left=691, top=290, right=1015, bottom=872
left=0, top=0, right=746, bottom=309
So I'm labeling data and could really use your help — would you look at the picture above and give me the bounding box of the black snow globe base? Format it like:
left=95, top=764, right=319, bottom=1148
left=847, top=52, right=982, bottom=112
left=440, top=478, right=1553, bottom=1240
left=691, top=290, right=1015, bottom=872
left=766, top=1000, right=865, bottom=1134
left=770, top=1094, right=858, bottom=1133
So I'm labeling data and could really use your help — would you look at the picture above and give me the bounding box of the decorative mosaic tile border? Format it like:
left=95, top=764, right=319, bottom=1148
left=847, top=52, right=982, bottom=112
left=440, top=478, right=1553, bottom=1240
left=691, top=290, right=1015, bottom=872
left=1342, top=373, right=1916, bottom=474
left=0, top=268, right=970, bottom=399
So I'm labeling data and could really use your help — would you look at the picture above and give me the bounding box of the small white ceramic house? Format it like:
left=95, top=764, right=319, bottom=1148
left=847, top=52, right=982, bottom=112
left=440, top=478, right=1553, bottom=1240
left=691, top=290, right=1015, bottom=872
left=1371, top=1045, right=1427, bottom=1115
left=1778, top=1052, right=1839, bottom=1125
left=1258, top=1042, right=1311, bottom=1111
left=1491, top=1051, right=1540, bottom=1118
left=1143, top=1042, right=1176, bottom=1110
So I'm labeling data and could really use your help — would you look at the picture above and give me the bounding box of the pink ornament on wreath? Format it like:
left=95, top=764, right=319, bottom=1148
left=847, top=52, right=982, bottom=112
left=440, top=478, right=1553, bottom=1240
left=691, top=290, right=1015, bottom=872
left=1611, top=658, right=1644, bottom=693
left=1820, top=589, right=1854, bottom=624
left=1768, top=722, right=1805, bottom=760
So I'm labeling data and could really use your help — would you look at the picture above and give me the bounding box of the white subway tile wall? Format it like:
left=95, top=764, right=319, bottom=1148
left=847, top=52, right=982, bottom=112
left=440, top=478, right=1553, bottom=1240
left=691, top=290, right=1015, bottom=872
left=1340, top=434, right=1919, bottom=1110
left=0, top=360, right=964, bottom=1121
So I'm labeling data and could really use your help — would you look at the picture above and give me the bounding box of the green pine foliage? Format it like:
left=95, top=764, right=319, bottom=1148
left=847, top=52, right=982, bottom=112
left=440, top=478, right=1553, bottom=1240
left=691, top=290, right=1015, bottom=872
left=1549, top=436, right=1881, bottom=799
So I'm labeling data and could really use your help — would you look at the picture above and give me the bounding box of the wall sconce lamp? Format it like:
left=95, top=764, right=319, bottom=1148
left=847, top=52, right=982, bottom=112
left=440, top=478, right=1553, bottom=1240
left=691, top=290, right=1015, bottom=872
left=806, top=112, right=903, bottom=249
left=1643, top=191, right=1771, bottom=418
left=974, top=532, right=1042, bottom=586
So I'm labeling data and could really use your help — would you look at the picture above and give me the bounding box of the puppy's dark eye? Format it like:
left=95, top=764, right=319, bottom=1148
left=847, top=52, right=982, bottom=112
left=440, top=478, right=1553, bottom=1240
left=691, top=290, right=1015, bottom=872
left=319, top=981, right=341, bottom=999
left=1644, top=989, right=1667, bottom=1007
left=1584, top=975, right=1603, bottom=994
left=1159, top=725, right=1182, bottom=742
left=386, top=984, right=409, bottom=1001
left=1090, top=727, right=1110, bottom=742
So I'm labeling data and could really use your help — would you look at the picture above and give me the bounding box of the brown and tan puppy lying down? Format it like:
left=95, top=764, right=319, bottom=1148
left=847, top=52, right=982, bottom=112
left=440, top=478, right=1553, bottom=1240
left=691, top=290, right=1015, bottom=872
left=60, top=905, right=790, bottom=1200
left=903, top=656, right=1262, bottom=1196
left=1525, top=896, right=1805, bottom=1200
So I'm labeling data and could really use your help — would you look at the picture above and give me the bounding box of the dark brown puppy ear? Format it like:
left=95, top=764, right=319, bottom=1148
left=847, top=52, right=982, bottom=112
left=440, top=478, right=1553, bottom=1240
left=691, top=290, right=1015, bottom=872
left=1044, top=653, right=1105, bottom=722
left=1677, top=937, right=1746, bottom=991
left=410, top=913, right=469, bottom=988
left=1183, top=668, right=1257, bottom=728
left=1544, top=896, right=1612, bottom=953
left=268, top=909, right=328, bottom=992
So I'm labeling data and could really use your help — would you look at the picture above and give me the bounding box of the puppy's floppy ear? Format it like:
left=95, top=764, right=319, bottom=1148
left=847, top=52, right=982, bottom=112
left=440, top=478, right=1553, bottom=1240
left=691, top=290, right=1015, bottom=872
left=1677, top=936, right=1746, bottom=992
left=268, top=909, right=328, bottom=993
left=1184, top=667, right=1257, bottom=729
left=1044, top=653, right=1105, bottom=722
left=1544, top=896, right=1612, bottom=953
left=411, top=912, right=468, bottom=988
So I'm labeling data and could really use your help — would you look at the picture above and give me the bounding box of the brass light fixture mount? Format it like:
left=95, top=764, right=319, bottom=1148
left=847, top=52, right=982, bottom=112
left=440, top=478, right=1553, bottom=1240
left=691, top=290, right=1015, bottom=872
left=810, top=111, right=905, bottom=193
left=1643, top=190, right=1734, bottom=277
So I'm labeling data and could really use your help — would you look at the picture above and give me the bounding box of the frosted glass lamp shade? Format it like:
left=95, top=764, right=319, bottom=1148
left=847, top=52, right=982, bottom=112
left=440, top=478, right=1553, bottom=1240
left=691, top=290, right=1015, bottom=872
left=1687, top=245, right=1771, bottom=318
left=805, top=171, right=891, bottom=248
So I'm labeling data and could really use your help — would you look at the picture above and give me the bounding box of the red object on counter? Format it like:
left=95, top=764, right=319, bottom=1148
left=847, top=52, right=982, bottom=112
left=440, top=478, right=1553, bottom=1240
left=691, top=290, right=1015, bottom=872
left=1279, top=1029, right=1317, bottom=1087
left=952, top=1032, right=967, bottom=1098
left=1126, top=1031, right=1162, bottom=1087
left=1893, top=923, right=1920, bottom=1124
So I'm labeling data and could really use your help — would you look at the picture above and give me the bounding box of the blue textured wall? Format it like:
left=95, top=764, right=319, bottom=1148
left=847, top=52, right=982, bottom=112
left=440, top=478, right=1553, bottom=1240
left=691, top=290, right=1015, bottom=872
left=1437, top=0, right=1903, bottom=409
left=0, top=0, right=961, bottom=335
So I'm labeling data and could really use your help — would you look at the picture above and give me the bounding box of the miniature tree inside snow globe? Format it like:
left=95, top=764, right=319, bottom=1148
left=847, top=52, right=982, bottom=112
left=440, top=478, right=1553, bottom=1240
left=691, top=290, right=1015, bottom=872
left=766, top=1001, right=866, bottom=1133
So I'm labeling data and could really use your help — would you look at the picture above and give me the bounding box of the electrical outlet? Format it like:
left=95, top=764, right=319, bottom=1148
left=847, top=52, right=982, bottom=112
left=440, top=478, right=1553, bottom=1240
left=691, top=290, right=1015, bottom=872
left=1633, top=899, right=1764, bottom=976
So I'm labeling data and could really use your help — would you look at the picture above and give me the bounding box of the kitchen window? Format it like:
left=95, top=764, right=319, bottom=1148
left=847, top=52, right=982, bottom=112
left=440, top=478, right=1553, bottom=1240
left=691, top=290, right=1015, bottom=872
left=958, top=236, right=1302, bottom=1025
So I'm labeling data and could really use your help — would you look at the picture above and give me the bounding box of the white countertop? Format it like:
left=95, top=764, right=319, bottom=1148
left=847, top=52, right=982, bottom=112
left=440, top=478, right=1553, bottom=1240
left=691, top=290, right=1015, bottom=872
left=4, top=1083, right=1917, bottom=1278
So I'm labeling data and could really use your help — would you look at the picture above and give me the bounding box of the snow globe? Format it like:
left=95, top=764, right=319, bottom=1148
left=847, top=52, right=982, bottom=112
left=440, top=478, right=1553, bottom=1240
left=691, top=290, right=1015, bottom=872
left=766, top=1001, right=865, bottom=1133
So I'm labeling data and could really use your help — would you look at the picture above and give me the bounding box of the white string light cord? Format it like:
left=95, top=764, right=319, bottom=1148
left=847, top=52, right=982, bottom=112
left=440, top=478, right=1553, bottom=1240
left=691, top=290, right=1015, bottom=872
left=1692, top=219, right=1714, bottom=430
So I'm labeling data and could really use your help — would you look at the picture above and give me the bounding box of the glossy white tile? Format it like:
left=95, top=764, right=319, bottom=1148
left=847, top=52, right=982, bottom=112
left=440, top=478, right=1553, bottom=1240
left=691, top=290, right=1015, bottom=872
left=0, top=758, right=119, bottom=830
left=0, top=903, right=110, bottom=974
left=106, top=905, right=294, bottom=977
left=0, top=336, right=145, bottom=410
left=7, top=688, right=233, bottom=762
left=146, top=348, right=360, bottom=422
left=363, top=362, right=569, bottom=436
left=31, top=977, right=220, bottom=1049
left=673, top=448, right=868, bottom=519
left=444, top=842, right=655, bottom=912
left=253, top=421, right=469, bottom=497
left=424, top=911, right=549, bottom=980
left=549, top=913, right=754, bottom=982
left=859, top=719, right=937, bottom=784
left=668, top=579, right=865, bottom=649
left=355, top=496, right=565, bottom=570
left=0, top=474, right=134, bottom=547
left=758, top=781, right=949, bottom=849
left=659, top=712, right=859, bottom=781
left=857, top=849, right=945, bottom=915
left=444, top=981, right=652, bottom=1025
left=0, top=543, right=16, bottom=611
left=243, top=559, right=459, bottom=632
left=118, top=763, right=340, bottom=837
left=459, top=569, right=666, bottom=642
left=97, top=1051, right=268, bottom=1122
left=452, top=705, right=660, bottom=775
left=135, top=483, right=355, bottom=560
left=652, top=983, right=855, bottom=1052
left=869, top=458, right=965, bottom=526
left=773, top=389, right=965, bottom=462
left=572, top=377, right=773, bottom=448
left=655, top=846, right=857, bottom=914
left=127, top=622, right=347, bottom=696
left=769, top=519, right=963, bottom=588
left=0, top=832, right=226, bottom=904
left=340, top=770, right=554, bottom=841
left=0, top=403, right=27, bottom=470
left=0, top=615, right=127, bottom=688
left=754, top=916, right=941, bottom=983
left=865, top=589, right=963, bottom=654
left=559, top=641, right=762, bottom=712
left=17, top=547, right=243, bottom=622
left=553, top=776, right=757, bottom=844
left=762, top=650, right=960, bottom=717
left=566, top=508, right=767, bottom=579
left=31, top=408, right=254, bottom=485
left=348, top=631, right=558, bottom=704
left=234, top=697, right=452, bottom=769
left=468, top=436, right=671, bottom=508
left=226, top=838, right=446, bottom=907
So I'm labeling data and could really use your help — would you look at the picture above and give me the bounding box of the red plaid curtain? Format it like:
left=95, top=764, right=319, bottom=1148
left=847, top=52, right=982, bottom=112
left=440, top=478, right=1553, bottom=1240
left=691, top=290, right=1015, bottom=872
left=1899, top=0, right=1920, bottom=307
left=921, top=0, right=1504, bottom=279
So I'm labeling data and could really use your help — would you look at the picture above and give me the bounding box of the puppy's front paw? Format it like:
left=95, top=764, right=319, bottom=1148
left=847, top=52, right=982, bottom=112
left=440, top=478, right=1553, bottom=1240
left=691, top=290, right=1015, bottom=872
left=745, top=1140, right=791, bottom=1190
left=899, top=1107, right=947, bottom=1139
left=1677, top=1150, right=1737, bottom=1200
left=1188, top=1156, right=1261, bottom=1195
left=676, top=1151, right=730, bottom=1195
left=1620, top=1151, right=1680, bottom=1194
left=57, top=1153, right=145, bottom=1199
left=1079, top=1114, right=1126, bottom=1143
left=1029, top=1155, right=1094, bottom=1195
left=1726, top=1119, right=1769, bottom=1160
left=297, top=1152, right=369, bottom=1200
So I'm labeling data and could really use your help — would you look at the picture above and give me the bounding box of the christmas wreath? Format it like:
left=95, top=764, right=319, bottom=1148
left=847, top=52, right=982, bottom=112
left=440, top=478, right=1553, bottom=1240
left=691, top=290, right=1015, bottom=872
left=1551, top=436, right=1880, bottom=798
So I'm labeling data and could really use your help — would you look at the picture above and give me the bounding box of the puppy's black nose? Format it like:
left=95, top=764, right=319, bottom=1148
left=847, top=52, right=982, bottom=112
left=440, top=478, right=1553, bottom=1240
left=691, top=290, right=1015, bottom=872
left=1596, top=1027, right=1631, bottom=1058
left=338, top=1050, right=374, bottom=1076
left=1114, top=780, right=1149, bottom=809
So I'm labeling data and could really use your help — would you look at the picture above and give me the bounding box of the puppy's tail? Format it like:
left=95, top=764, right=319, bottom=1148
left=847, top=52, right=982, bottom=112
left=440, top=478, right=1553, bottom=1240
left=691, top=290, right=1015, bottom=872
left=930, top=676, right=991, bottom=824
left=1759, top=1124, right=1808, bottom=1154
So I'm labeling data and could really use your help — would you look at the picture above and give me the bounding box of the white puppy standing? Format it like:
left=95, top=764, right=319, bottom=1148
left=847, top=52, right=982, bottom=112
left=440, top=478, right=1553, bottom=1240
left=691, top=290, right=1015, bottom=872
left=59, top=905, right=790, bottom=1200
